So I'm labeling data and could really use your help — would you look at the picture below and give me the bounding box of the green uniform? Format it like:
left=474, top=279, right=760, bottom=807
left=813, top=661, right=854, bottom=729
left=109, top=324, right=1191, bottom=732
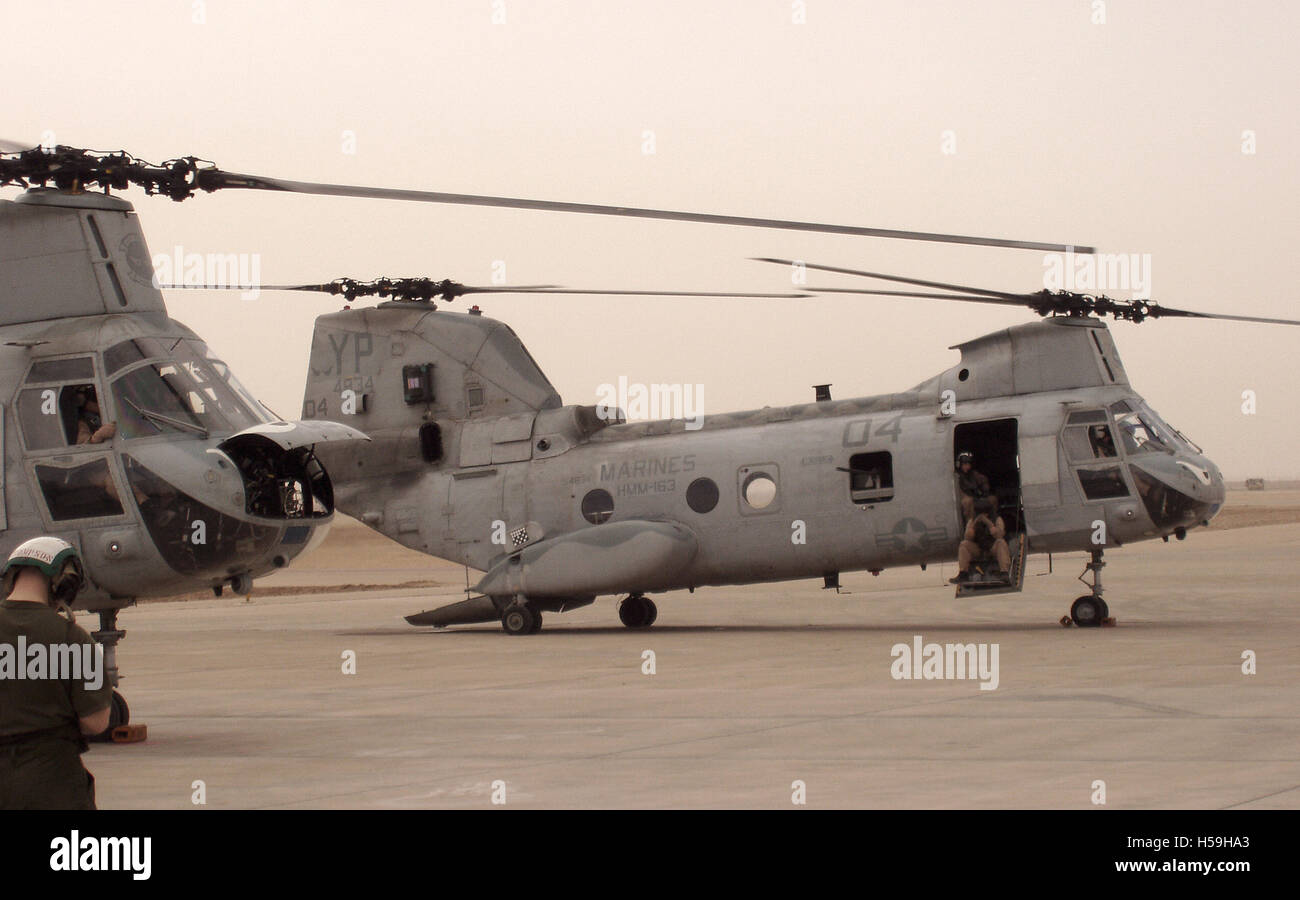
left=0, top=599, right=113, bottom=809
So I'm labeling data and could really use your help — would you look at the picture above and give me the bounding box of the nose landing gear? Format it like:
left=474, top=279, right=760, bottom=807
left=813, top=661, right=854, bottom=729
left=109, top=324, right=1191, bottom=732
left=90, top=607, right=147, bottom=742
left=1063, top=549, right=1114, bottom=628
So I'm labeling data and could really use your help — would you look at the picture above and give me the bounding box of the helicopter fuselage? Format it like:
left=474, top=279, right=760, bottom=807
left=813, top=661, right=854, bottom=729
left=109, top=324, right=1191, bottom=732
left=304, top=304, right=1226, bottom=623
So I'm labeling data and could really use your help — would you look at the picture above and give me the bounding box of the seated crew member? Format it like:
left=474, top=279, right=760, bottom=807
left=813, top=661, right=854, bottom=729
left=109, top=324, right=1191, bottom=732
left=72, top=387, right=116, bottom=445
left=955, top=451, right=992, bottom=523
left=70, top=387, right=139, bottom=506
left=1089, top=425, right=1117, bottom=458
left=950, top=497, right=1011, bottom=584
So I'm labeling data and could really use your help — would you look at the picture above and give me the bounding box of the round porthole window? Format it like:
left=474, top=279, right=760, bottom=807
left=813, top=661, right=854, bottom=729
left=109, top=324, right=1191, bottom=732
left=581, top=488, right=614, bottom=524
left=686, top=477, right=719, bottom=513
left=742, top=472, right=777, bottom=509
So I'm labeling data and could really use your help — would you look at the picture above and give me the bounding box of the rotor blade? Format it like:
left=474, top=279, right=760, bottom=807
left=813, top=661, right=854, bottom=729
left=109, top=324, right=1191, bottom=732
left=1145, top=306, right=1300, bottom=326
left=807, top=287, right=1028, bottom=307
left=159, top=283, right=809, bottom=300
left=212, top=170, right=1093, bottom=253
left=158, top=283, right=340, bottom=292
left=0, top=138, right=37, bottom=153
left=753, top=257, right=1026, bottom=299
left=484, top=288, right=811, bottom=298
left=157, top=283, right=560, bottom=292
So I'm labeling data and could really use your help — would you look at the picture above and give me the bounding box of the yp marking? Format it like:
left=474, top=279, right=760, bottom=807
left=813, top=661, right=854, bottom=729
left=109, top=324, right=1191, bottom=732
left=315, top=331, right=374, bottom=376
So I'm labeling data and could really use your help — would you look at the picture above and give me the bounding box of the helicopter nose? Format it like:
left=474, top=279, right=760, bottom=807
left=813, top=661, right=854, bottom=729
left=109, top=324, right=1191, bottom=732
left=1173, top=454, right=1226, bottom=515
left=1128, top=454, right=1224, bottom=532
left=1200, top=457, right=1227, bottom=518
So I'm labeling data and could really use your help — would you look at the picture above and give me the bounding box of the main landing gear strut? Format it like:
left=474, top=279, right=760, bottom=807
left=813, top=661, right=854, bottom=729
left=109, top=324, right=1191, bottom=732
left=1066, top=549, right=1111, bottom=628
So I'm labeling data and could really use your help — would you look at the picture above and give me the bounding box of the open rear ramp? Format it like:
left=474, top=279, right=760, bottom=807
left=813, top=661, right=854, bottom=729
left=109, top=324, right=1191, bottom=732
left=955, top=533, right=1027, bottom=597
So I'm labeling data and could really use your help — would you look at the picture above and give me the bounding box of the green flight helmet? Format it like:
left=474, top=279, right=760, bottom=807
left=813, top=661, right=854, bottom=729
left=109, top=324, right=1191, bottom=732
left=2, top=536, right=85, bottom=604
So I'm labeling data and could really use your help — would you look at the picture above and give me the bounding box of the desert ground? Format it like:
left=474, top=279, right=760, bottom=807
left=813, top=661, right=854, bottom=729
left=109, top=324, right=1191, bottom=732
left=87, top=490, right=1300, bottom=808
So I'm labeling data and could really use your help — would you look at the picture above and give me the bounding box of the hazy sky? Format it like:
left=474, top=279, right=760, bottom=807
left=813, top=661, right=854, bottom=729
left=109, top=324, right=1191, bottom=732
left=6, top=0, right=1298, bottom=477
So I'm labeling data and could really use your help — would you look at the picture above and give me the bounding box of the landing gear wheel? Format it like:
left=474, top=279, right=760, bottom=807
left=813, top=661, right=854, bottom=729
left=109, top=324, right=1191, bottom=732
left=501, top=604, right=537, bottom=636
left=91, top=691, right=130, bottom=743
left=528, top=611, right=544, bottom=634
left=1071, top=595, right=1104, bottom=628
left=619, top=595, right=655, bottom=629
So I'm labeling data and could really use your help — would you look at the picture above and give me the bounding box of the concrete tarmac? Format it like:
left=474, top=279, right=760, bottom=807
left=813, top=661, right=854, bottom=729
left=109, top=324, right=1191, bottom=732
left=87, top=518, right=1300, bottom=809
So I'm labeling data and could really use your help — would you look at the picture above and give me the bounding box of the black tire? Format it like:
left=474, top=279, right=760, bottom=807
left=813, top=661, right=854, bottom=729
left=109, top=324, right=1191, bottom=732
left=111, top=691, right=129, bottom=728
left=501, top=604, right=536, bottom=635
left=529, top=611, right=544, bottom=634
left=642, top=599, right=658, bottom=627
left=619, top=596, right=649, bottom=629
left=1071, top=595, right=1103, bottom=628
left=1097, top=598, right=1110, bottom=620
left=91, top=691, right=129, bottom=743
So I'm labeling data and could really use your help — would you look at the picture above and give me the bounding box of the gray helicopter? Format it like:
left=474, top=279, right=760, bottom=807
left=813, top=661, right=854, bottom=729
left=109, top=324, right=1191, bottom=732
left=0, top=145, right=371, bottom=733
left=2, top=146, right=1273, bottom=657
left=0, top=144, right=1099, bottom=728
left=287, top=266, right=1266, bottom=634
left=64, top=145, right=1285, bottom=638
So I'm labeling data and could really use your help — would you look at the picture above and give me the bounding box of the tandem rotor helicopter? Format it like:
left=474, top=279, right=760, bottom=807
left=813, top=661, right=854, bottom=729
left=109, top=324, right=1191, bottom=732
left=0, top=145, right=1292, bottom=716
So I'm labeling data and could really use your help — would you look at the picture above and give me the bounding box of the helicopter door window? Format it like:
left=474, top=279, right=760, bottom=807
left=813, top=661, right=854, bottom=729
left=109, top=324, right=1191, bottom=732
left=739, top=465, right=780, bottom=513
left=1077, top=465, right=1131, bottom=501
left=847, top=452, right=894, bottom=503
left=34, top=458, right=125, bottom=521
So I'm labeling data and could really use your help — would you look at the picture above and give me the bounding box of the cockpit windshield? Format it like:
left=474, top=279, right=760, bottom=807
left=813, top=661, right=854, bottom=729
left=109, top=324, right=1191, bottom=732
left=1109, top=400, right=1174, bottom=455
left=108, top=339, right=275, bottom=439
left=1138, top=402, right=1202, bottom=454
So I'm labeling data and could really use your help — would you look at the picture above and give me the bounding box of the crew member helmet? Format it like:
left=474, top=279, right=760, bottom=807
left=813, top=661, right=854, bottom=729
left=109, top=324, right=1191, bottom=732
left=2, top=536, right=85, bottom=604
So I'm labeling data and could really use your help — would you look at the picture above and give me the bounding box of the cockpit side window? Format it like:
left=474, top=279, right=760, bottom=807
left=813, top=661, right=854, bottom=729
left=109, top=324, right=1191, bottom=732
left=17, top=358, right=110, bottom=451
left=35, top=459, right=125, bottom=520
left=1063, top=410, right=1119, bottom=462
left=17, top=389, right=68, bottom=450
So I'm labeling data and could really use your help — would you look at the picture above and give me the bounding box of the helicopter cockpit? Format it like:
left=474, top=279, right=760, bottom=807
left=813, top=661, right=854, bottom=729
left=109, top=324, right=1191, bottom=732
left=1058, top=397, right=1222, bottom=535
left=12, top=330, right=357, bottom=592
left=1108, top=397, right=1222, bottom=532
